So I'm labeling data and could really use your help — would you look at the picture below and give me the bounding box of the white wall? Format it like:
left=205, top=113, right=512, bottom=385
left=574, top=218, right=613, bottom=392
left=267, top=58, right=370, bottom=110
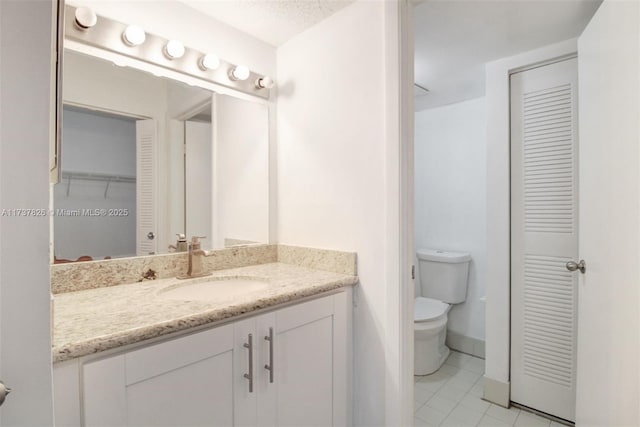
left=277, top=1, right=399, bottom=424
left=0, top=0, right=54, bottom=424
left=414, top=97, right=487, bottom=343
left=575, top=0, right=639, bottom=424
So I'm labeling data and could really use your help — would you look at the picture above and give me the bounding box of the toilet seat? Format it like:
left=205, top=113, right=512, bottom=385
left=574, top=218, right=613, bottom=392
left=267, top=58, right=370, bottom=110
left=414, top=297, right=449, bottom=323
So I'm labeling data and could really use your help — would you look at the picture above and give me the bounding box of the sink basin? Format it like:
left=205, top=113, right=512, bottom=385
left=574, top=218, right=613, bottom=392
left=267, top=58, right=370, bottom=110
left=159, top=277, right=269, bottom=302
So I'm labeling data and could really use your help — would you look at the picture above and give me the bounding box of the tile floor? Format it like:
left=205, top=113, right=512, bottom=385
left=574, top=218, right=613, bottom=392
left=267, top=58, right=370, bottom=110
left=414, top=351, right=566, bottom=427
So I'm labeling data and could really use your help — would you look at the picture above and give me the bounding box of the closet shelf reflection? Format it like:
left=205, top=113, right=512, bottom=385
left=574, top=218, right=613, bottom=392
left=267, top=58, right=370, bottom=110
left=62, top=171, right=136, bottom=198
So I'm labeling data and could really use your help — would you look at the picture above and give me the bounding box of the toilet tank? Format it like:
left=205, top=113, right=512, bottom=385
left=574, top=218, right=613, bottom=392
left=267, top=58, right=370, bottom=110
left=417, top=249, right=471, bottom=304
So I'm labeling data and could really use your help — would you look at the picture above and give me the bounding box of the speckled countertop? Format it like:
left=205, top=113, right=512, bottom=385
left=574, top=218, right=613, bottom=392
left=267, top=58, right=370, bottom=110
left=53, top=262, right=358, bottom=363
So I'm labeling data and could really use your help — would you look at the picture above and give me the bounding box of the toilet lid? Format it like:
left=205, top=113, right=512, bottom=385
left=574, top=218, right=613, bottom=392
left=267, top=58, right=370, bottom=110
left=414, top=297, right=449, bottom=322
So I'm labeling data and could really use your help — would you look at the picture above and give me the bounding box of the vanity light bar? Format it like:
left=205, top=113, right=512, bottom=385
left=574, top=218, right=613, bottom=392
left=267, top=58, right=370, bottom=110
left=163, top=40, right=185, bottom=59
left=199, top=53, right=220, bottom=71
left=256, top=76, right=275, bottom=89
left=122, top=25, right=146, bottom=46
left=73, top=7, right=97, bottom=30
left=64, top=5, right=273, bottom=99
left=229, top=65, right=250, bottom=81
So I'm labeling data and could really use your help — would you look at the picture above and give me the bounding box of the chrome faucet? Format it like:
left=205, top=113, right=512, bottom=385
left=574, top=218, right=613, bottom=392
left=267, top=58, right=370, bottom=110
left=177, top=236, right=213, bottom=279
left=168, top=233, right=188, bottom=252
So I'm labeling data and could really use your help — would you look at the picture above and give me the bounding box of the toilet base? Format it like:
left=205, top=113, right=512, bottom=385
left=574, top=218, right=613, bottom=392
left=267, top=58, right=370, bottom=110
left=414, top=316, right=449, bottom=375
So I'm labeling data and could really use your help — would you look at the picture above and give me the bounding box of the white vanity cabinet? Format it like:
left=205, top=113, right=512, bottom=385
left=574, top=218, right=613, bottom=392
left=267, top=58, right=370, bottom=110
left=83, top=324, right=236, bottom=426
left=53, top=290, right=352, bottom=427
left=234, top=291, right=351, bottom=427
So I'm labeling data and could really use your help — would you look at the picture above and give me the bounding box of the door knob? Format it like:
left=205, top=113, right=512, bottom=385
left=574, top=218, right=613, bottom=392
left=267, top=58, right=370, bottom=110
left=566, top=260, right=586, bottom=273
left=0, top=381, right=12, bottom=407
left=147, top=231, right=155, bottom=240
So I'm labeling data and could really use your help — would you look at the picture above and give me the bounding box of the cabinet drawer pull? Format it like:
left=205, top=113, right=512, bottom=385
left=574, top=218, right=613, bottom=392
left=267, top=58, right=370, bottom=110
left=264, top=327, right=274, bottom=383
left=243, top=334, right=253, bottom=393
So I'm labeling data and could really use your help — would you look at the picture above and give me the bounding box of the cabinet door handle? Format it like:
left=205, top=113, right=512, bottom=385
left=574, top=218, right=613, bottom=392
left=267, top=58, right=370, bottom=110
left=243, top=334, right=253, bottom=393
left=264, top=327, right=274, bottom=383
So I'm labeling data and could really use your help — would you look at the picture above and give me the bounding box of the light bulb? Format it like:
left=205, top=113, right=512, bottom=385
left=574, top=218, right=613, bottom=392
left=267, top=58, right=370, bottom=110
left=255, top=76, right=275, bottom=89
left=122, top=25, right=146, bottom=46
left=74, top=7, right=97, bottom=30
left=229, top=65, right=250, bottom=81
left=199, top=53, right=220, bottom=71
left=164, top=40, right=185, bottom=59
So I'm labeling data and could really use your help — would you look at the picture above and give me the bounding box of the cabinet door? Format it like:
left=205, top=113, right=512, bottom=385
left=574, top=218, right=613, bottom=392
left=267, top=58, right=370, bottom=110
left=236, top=292, right=352, bottom=427
left=83, top=324, right=235, bottom=427
left=231, top=312, right=280, bottom=427
left=255, top=313, right=277, bottom=427
left=273, top=294, right=346, bottom=427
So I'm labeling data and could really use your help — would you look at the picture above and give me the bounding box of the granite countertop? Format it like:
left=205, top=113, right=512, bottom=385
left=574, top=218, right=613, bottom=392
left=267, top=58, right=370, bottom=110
left=53, top=262, right=358, bottom=362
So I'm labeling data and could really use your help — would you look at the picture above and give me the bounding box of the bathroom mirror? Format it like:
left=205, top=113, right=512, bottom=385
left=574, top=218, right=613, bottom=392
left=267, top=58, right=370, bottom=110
left=53, top=49, right=269, bottom=263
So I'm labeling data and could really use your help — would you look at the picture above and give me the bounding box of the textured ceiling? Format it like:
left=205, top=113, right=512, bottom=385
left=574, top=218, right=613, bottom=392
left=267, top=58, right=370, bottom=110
left=414, top=0, right=602, bottom=110
left=179, top=0, right=355, bottom=46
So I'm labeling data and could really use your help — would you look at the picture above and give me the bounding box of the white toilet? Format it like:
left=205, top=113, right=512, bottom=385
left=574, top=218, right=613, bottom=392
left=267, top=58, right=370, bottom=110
left=414, top=249, right=470, bottom=375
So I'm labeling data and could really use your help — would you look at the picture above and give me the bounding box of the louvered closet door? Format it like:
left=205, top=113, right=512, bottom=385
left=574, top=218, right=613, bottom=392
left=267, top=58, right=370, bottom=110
left=510, top=57, right=578, bottom=422
left=136, top=119, right=157, bottom=256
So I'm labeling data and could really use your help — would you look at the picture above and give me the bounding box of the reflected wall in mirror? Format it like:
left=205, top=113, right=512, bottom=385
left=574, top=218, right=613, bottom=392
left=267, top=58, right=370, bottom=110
left=53, top=50, right=269, bottom=263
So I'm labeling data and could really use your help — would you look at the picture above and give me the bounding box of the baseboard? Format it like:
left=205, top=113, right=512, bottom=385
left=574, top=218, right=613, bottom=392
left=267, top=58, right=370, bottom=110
left=446, top=331, right=486, bottom=359
left=483, top=376, right=510, bottom=407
